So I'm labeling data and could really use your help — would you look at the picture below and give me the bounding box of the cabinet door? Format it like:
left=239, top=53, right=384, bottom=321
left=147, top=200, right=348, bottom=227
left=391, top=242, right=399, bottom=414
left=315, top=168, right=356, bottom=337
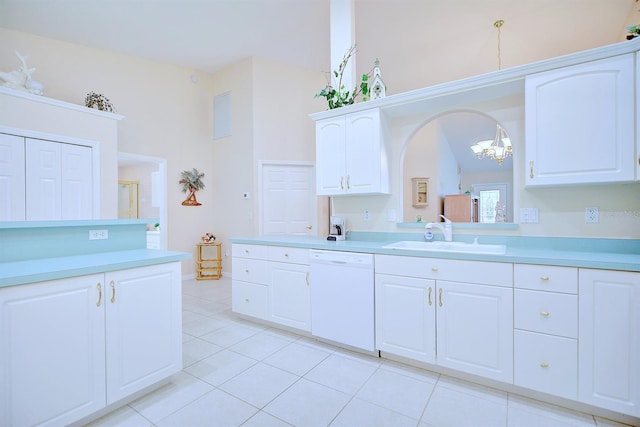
left=375, top=274, right=436, bottom=363
left=105, top=262, right=182, bottom=404
left=0, top=274, right=106, bottom=427
left=579, top=269, right=640, bottom=417
left=0, top=134, right=25, bottom=221
left=269, top=262, right=310, bottom=331
left=525, top=54, right=634, bottom=186
left=436, top=280, right=513, bottom=383
left=345, top=109, right=387, bottom=194
left=315, top=117, right=347, bottom=195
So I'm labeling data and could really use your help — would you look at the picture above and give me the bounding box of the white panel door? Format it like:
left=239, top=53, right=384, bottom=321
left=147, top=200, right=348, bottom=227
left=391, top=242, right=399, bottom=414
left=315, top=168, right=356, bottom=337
left=0, top=274, right=106, bottom=427
left=436, top=280, right=513, bottom=383
left=26, top=138, right=62, bottom=220
left=261, top=163, right=316, bottom=235
left=61, top=142, right=93, bottom=219
left=579, top=269, right=640, bottom=417
left=0, top=134, right=25, bottom=221
left=105, top=263, right=182, bottom=404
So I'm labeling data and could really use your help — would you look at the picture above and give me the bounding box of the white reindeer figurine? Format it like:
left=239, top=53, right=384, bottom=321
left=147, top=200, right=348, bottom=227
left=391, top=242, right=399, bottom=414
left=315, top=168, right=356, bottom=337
left=0, top=51, right=44, bottom=95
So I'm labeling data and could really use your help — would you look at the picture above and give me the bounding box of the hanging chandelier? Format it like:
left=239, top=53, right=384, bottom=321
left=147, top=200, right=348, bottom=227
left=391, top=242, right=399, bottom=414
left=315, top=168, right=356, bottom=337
left=470, top=123, right=512, bottom=165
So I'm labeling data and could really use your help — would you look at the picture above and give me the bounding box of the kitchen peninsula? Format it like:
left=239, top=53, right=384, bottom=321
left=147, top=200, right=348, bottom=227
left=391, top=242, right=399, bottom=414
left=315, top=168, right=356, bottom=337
left=0, top=219, right=190, bottom=426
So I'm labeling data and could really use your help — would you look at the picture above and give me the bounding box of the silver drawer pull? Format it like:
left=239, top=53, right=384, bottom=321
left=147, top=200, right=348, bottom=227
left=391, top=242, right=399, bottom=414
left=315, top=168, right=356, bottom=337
left=245, top=269, right=250, bottom=273
left=540, top=362, right=549, bottom=368
left=432, top=267, right=438, bottom=272
left=540, top=311, right=550, bottom=317
left=540, top=276, right=549, bottom=281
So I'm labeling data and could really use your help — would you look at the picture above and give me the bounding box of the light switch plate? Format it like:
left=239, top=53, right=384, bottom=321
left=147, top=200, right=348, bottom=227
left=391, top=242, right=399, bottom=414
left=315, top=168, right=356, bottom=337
left=519, top=208, right=539, bottom=224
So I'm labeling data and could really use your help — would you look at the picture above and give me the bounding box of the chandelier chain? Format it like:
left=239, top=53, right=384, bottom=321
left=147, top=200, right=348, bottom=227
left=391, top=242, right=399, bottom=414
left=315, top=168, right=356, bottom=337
left=494, top=19, right=504, bottom=70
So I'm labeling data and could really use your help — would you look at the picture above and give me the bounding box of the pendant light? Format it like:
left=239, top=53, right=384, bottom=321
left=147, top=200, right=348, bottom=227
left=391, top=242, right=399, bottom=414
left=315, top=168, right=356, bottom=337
left=469, top=20, right=512, bottom=165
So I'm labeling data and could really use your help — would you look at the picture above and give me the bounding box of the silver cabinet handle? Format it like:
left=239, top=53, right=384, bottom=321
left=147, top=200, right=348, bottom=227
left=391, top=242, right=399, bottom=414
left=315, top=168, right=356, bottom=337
left=428, top=287, right=433, bottom=306
left=439, top=288, right=443, bottom=307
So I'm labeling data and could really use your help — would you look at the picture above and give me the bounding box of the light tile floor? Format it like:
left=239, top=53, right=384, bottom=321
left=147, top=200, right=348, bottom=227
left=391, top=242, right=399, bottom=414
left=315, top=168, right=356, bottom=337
left=88, top=276, right=632, bottom=427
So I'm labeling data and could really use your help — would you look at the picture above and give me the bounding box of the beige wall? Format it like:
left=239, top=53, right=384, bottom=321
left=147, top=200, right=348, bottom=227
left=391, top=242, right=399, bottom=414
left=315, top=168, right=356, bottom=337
left=0, top=28, right=324, bottom=276
left=2, top=14, right=640, bottom=278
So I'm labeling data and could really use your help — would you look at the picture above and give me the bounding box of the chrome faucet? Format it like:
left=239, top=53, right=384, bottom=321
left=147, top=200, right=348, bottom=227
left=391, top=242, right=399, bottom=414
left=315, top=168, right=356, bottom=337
left=425, top=215, right=453, bottom=242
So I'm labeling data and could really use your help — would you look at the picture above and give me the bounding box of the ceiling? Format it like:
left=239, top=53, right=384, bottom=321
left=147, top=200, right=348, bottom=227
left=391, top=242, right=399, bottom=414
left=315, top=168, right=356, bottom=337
left=0, top=0, right=635, bottom=173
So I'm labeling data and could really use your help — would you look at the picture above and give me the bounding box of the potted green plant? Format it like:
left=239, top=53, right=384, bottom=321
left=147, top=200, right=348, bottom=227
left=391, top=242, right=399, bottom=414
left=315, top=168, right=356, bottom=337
left=179, top=168, right=205, bottom=206
left=315, top=45, right=370, bottom=109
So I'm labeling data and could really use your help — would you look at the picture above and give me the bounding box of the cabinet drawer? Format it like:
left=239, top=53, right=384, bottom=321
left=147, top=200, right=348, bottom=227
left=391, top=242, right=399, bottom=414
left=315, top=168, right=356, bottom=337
left=514, top=264, right=577, bottom=294
left=268, top=246, right=309, bottom=265
left=232, top=281, right=268, bottom=319
left=515, top=289, right=577, bottom=338
left=231, top=258, right=270, bottom=285
left=376, top=255, right=512, bottom=286
left=514, top=330, right=577, bottom=400
left=232, top=244, right=269, bottom=259
left=375, top=255, right=428, bottom=277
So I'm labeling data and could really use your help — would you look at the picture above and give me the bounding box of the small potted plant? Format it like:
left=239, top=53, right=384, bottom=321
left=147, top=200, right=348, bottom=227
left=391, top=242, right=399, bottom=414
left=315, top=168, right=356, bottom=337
left=315, top=44, right=370, bottom=109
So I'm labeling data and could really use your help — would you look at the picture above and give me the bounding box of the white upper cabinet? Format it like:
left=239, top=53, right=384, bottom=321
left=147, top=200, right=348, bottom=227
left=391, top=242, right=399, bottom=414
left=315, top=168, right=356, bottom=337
left=525, top=54, right=635, bottom=187
left=315, top=108, right=389, bottom=195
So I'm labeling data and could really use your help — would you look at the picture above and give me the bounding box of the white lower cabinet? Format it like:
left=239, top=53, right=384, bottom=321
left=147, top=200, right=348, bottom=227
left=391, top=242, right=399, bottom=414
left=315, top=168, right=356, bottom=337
left=513, top=264, right=578, bottom=400
left=231, top=244, right=310, bottom=332
left=104, top=264, right=183, bottom=404
left=269, top=261, right=310, bottom=331
left=578, top=268, right=640, bottom=417
left=374, top=255, right=513, bottom=383
left=436, top=280, right=513, bottom=383
left=231, top=245, right=270, bottom=319
left=375, top=273, right=436, bottom=363
left=515, top=330, right=577, bottom=400
left=0, top=262, right=182, bottom=427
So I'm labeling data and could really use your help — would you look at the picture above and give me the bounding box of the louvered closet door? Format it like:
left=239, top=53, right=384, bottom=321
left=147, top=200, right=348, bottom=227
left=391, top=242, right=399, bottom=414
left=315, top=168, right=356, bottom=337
left=26, top=139, right=92, bottom=220
left=0, top=134, right=26, bottom=221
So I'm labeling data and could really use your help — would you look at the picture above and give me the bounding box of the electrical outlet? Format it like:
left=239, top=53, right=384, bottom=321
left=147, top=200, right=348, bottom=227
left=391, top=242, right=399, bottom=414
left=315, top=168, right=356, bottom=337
left=585, top=207, right=599, bottom=223
left=89, top=229, right=108, bottom=240
left=363, top=210, right=371, bottom=221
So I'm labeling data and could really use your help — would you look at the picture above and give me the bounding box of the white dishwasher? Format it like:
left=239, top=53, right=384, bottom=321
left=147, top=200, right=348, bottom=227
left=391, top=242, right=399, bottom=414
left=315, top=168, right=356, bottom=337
left=309, top=250, right=375, bottom=352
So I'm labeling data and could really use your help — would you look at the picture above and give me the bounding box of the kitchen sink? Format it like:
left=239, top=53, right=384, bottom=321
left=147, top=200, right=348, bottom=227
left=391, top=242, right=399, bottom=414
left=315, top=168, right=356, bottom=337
left=382, top=240, right=507, bottom=255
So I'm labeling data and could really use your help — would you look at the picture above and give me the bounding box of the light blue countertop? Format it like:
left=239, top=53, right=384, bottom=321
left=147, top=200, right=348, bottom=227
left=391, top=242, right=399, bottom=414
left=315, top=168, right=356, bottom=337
left=0, top=249, right=190, bottom=288
left=230, top=233, right=640, bottom=272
